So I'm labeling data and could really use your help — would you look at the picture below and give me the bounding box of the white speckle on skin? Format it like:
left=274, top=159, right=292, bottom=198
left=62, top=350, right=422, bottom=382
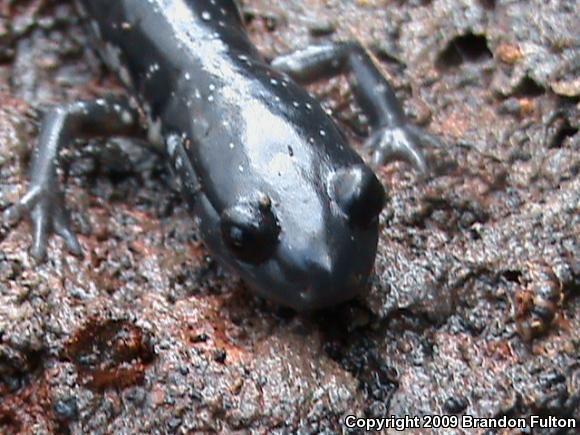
left=184, top=72, right=191, bottom=80
left=147, top=116, right=163, bottom=145
left=208, top=95, right=214, bottom=102
left=119, top=66, right=132, bottom=87
left=121, top=111, right=133, bottom=125
left=238, top=165, right=244, bottom=172
left=229, top=142, right=235, bottom=149
left=320, top=129, right=326, bottom=137
left=201, top=11, right=211, bottom=21
left=209, top=83, right=215, bottom=91
left=167, top=137, right=177, bottom=157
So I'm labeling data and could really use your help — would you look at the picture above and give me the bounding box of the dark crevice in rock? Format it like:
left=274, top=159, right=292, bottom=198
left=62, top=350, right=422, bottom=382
left=436, top=33, right=492, bottom=71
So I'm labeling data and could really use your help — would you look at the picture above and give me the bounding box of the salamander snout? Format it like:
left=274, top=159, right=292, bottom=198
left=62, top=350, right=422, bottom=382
left=263, top=163, right=385, bottom=310
left=294, top=249, right=371, bottom=309
left=272, top=213, right=380, bottom=310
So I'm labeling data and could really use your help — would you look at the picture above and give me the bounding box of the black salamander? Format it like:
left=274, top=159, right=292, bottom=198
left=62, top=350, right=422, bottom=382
left=5, top=0, right=442, bottom=310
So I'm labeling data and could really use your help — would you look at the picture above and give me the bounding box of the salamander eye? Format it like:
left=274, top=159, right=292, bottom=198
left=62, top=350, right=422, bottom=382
left=331, top=164, right=386, bottom=227
left=220, top=195, right=279, bottom=264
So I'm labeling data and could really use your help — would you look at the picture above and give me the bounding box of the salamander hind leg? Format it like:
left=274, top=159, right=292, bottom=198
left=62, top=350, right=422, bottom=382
left=3, top=97, right=143, bottom=260
left=272, top=42, right=444, bottom=174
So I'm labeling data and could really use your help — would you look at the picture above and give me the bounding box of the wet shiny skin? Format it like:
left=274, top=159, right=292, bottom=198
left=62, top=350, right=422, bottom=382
left=78, top=0, right=386, bottom=309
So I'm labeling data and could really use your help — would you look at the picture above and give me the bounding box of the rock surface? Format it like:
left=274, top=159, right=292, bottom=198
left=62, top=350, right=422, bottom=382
left=1, top=0, right=578, bottom=433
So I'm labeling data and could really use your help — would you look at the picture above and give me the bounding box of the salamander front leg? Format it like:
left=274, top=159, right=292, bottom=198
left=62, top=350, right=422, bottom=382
left=272, top=42, right=442, bottom=174
left=4, top=97, right=142, bottom=259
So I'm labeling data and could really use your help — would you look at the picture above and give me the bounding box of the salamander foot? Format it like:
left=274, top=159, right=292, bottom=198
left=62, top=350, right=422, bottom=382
left=4, top=181, right=82, bottom=260
left=365, top=124, right=440, bottom=175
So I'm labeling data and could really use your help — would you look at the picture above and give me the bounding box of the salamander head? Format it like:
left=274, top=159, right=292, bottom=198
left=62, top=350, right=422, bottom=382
left=187, top=79, right=386, bottom=310
left=196, top=160, right=386, bottom=310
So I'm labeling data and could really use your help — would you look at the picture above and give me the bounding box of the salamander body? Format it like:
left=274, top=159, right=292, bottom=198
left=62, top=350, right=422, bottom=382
left=7, top=0, right=437, bottom=310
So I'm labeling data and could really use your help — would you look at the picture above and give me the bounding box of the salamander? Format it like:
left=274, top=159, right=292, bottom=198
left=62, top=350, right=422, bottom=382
left=5, top=0, right=441, bottom=310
